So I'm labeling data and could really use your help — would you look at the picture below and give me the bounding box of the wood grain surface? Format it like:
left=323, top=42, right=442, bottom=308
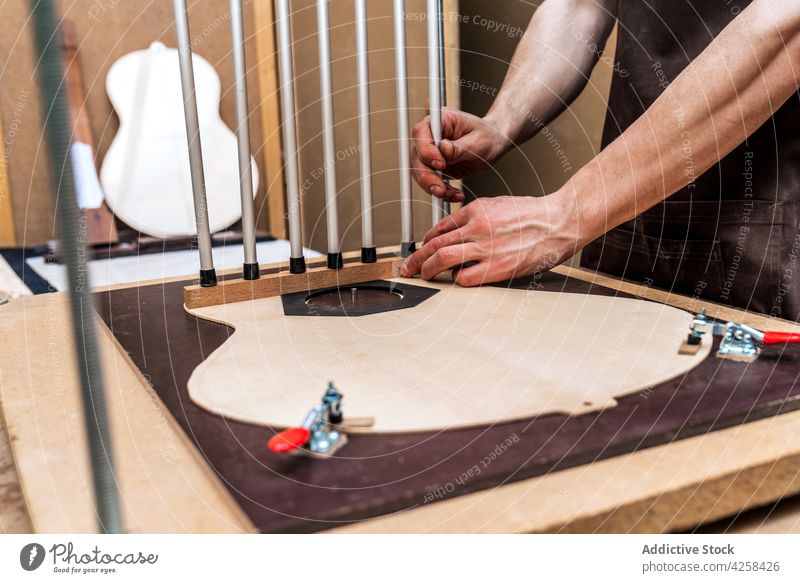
left=0, top=293, right=253, bottom=533
left=187, top=277, right=711, bottom=431
left=0, top=112, right=16, bottom=247
left=184, top=255, right=403, bottom=308
left=2, top=263, right=800, bottom=532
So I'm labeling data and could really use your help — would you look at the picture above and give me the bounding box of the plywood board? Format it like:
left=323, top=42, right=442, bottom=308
left=291, top=0, right=460, bottom=252
left=0, top=293, right=253, bottom=533
left=253, top=0, right=287, bottom=237
left=0, top=113, right=16, bottom=247
left=3, top=263, right=800, bottom=533
left=0, top=0, right=268, bottom=244
left=100, top=266, right=800, bottom=533
left=0, top=404, right=31, bottom=533
left=187, top=278, right=711, bottom=432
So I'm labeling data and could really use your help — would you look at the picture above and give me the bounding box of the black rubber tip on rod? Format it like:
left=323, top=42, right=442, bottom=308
left=401, top=241, right=416, bottom=258
left=290, top=256, right=307, bottom=275
left=200, top=268, right=218, bottom=287
left=361, top=247, right=377, bottom=264
left=328, top=252, right=344, bottom=270
left=243, top=263, right=260, bottom=281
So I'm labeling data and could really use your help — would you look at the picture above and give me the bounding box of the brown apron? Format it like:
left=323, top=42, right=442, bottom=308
left=580, top=0, right=800, bottom=321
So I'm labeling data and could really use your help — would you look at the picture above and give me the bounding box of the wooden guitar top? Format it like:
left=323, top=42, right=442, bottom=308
left=186, top=279, right=711, bottom=433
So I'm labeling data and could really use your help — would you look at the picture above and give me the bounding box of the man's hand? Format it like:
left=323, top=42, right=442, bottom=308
left=411, top=109, right=510, bottom=203
left=399, top=193, right=584, bottom=286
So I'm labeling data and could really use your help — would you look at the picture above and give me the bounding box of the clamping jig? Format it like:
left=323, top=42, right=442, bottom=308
left=267, top=382, right=348, bottom=458
left=680, top=309, right=800, bottom=363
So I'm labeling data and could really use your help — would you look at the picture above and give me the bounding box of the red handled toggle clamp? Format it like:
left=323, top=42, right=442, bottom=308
left=681, top=310, right=800, bottom=362
left=268, top=382, right=347, bottom=458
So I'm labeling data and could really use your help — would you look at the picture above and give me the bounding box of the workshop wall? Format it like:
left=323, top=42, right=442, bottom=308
left=458, top=0, right=616, bottom=200
left=289, top=0, right=459, bottom=253
left=1, top=0, right=458, bottom=251
left=0, top=0, right=269, bottom=246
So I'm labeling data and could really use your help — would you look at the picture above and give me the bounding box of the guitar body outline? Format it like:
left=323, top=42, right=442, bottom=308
left=101, top=41, right=258, bottom=238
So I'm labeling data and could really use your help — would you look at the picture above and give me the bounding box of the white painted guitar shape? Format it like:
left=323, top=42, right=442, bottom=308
left=100, top=42, right=258, bottom=238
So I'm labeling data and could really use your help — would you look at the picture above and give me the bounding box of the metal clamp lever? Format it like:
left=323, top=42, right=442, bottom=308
left=268, top=382, right=348, bottom=458
left=682, top=310, right=800, bottom=362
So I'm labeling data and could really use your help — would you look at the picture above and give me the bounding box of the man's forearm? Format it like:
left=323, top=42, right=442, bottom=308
left=563, top=0, right=800, bottom=245
left=484, top=0, right=617, bottom=147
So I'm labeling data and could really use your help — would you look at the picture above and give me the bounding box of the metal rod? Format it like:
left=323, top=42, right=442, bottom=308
left=393, top=0, right=415, bottom=257
left=229, top=0, right=259, bottom=280
left=30, top=0, right=122, bottom=533
left=355, top=0, right=376, bottom=264
left=437, top=0, right=450, bottom=216
left=427, top=0, right=445, bottom=226
left=172, top=0, right=217, bottom=286
left=275, top=0, right=306, bottom=274
left=316, top=0, right=343, bottom=269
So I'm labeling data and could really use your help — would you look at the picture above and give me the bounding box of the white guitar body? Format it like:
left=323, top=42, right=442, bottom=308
left=101, top=42, right=258, bottom=238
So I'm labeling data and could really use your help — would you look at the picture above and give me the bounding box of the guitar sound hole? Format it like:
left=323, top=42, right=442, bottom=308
left=306, top=285, right=404, bottom=312
left=281, top=280, right=439, bottom=318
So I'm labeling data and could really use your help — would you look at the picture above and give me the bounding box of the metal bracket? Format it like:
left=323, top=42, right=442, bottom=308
left=268, top=382, right=359, bottom=459
left=683, top=310, right=765, bottom=363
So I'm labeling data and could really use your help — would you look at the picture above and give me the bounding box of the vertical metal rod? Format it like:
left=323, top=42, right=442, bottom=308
left=316, top=0, right=343, bottom=270
left=275, top=0, right=306, bottom=274
left=355, top=0, right=376, bottom=264
left=30, top=0, right=122, bottom=533
left=427, top=0, right=445, bottom=226
left=173, top=0, right=217, bottom=286
left=393, top=0, right=415, bottom=257
left=229, top=0, right=259, bottom=280
left=437, top=0, right=451, bottom=216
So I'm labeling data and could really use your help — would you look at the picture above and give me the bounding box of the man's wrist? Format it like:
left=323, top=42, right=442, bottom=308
left=551, top=181, right=604, bottom=250
left=481, top=109, right=517, bottom=160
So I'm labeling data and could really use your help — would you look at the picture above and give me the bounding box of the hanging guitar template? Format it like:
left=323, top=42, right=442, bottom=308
left=100, top=41, right=259, bottom=239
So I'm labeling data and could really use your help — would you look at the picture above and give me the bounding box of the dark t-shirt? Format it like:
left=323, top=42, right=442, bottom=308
left=581, top=0, right=800, bottom=319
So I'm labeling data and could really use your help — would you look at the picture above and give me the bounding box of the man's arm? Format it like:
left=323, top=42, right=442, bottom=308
left=402, top=0, right=800, bottom=286
left=411, top=0, right=617, bottom=201
left=484, top=0, right=617, bottom=144
left=567, top=0, right=800, bottom=244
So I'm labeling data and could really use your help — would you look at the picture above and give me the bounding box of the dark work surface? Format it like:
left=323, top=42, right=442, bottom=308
left=95, top=269, right=800, bottom=533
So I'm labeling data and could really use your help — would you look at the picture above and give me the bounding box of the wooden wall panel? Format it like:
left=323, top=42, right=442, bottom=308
left=458, top=1, right=615, bottom=199
left=290, top=0, right=459, bottom=253
left=253, top=0, right=287, bottom=239
left=0, top=0, right=268, bottom=246
left=0, top=0, right=459, bottom=251
left=0, top=112, right=16, bottom=247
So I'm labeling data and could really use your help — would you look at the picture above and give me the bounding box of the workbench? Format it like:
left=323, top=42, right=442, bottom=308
left=2, top=265, right=800, bottom=533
